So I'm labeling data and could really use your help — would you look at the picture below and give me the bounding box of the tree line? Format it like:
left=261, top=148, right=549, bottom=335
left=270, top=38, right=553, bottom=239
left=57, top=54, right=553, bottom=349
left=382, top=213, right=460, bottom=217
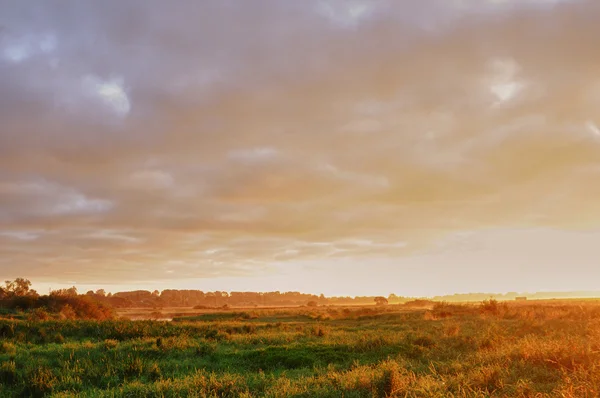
left=4, top=278, right=572, bottom=317
left=88, top=289, right=407, bottom=308
left=0, top=278, right=412, bottom=312
left=0, top=278, right=113, bottom=320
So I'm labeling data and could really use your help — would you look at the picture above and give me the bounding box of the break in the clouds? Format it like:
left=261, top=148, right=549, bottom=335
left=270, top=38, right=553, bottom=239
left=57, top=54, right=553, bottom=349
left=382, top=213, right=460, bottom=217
left=1, top=0, right=600, bottom=294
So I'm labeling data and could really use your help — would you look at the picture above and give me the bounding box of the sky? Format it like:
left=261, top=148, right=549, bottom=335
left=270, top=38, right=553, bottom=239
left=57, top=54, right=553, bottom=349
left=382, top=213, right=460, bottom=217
left=2, top=0, right=600, bottom=297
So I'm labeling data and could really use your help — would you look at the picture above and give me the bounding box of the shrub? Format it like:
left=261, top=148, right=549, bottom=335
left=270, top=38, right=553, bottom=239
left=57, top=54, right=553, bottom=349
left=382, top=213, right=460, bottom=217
left=1, top=292, right=115, bottom=320
left=432, top=302, right=454, bottom=318
left=310, top=325, right=328, bottom=337
left=404, top=299, right=435, bottom=308
left=480, top=298, right=507, bottom=316
left=27, top=308, right=51, bottom=321
left=374, top=296, right=389, bottom=306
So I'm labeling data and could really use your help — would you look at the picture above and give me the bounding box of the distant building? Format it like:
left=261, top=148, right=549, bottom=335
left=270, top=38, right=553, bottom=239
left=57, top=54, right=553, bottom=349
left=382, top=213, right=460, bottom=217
left=515, top=297, right=527, bottom=301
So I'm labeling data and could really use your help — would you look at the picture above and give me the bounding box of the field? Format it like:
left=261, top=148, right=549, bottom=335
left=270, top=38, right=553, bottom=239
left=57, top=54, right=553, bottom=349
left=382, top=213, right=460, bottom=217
left=1, top=301, right=600, bottom=397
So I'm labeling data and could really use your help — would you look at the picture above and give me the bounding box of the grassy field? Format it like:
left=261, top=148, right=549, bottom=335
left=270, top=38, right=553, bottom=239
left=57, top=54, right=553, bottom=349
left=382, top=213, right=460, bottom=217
left=1, top=301, right=600, bottom=397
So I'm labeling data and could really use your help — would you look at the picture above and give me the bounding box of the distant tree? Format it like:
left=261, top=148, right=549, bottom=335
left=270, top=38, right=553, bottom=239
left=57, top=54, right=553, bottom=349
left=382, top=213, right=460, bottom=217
left=0, top=281, right=12, bottom=299
left=152, top=290, right=160, bottom=297
left=0, top=278, right=114, bottom=319
left=51, top=286, right=78, bottom=297
left=318, top=293, right=327, bottom=305
left=374, top=296, right=389, bottom=306
left=13, top=278, right=33, bottom=296
left=0, top=278, right=37, bottom=298
left=96, top=289, right=106, bottom=297
left=307, top=301, right=318, bottom=307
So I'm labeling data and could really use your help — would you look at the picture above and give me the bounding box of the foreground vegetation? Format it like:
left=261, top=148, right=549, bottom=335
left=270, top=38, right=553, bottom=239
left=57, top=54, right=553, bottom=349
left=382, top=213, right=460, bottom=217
left=1, top=301, right=600, bottom=397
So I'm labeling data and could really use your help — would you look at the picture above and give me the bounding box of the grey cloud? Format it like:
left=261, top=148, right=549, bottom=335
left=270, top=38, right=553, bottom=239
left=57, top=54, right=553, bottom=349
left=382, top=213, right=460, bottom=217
left=1, top=0, right=599, bottom=283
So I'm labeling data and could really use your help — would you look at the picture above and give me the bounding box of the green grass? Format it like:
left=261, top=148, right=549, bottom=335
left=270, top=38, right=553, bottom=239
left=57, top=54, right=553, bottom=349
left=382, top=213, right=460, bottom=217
left=1, top=302, right=600, bottom=397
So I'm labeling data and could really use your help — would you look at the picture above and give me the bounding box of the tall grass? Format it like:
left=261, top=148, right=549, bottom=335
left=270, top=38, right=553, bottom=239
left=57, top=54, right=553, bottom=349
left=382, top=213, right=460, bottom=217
left=1, top=302, right=600, bottom=396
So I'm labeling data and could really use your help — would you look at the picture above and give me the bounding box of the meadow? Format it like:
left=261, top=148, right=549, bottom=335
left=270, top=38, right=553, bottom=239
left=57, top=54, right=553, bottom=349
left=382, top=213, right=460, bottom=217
left=1, top=300, right=600, bottom=397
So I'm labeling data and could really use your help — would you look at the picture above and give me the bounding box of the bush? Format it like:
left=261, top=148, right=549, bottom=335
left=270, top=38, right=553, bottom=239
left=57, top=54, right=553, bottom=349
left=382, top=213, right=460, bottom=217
left=374, top=296, right=389, bottom=306
left=480, top=299, right=507, bottom=316
left=430, top=302, right=474, bottom=318
left=404, top=299, right=435, bottom=308
left=1, top=294, right=114, bottom=320
left=27, top=308, right=52, bottom=321
left=310, top=325, right=328, bottom=337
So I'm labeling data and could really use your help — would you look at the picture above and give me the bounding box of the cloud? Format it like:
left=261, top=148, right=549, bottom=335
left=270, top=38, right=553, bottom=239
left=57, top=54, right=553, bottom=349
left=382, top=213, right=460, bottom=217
left=1, top=0, right=599, bottom=290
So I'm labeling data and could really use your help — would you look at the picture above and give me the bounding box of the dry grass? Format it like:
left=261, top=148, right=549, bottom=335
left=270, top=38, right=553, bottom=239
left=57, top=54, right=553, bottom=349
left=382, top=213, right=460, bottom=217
left=1, top=301, right=600, bottom=396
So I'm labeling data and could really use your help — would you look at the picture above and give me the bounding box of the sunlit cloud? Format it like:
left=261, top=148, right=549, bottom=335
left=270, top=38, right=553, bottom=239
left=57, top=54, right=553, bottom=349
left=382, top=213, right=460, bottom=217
left=1, top=0, right=600, bottom=295
left=586, top=121, right=600, bottom=138
left=487, top=58, right=524, bottom=104
left=81, top=75, right=131, bottom=117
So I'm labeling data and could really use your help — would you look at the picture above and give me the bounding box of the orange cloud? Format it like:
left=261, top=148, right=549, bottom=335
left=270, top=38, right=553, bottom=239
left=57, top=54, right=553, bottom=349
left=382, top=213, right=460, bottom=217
left=1, top=0, right=600, bottom=294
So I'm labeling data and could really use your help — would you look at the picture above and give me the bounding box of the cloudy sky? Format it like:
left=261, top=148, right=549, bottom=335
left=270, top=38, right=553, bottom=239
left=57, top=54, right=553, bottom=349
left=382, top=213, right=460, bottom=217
left=1, top=0, right=600, bottom=296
